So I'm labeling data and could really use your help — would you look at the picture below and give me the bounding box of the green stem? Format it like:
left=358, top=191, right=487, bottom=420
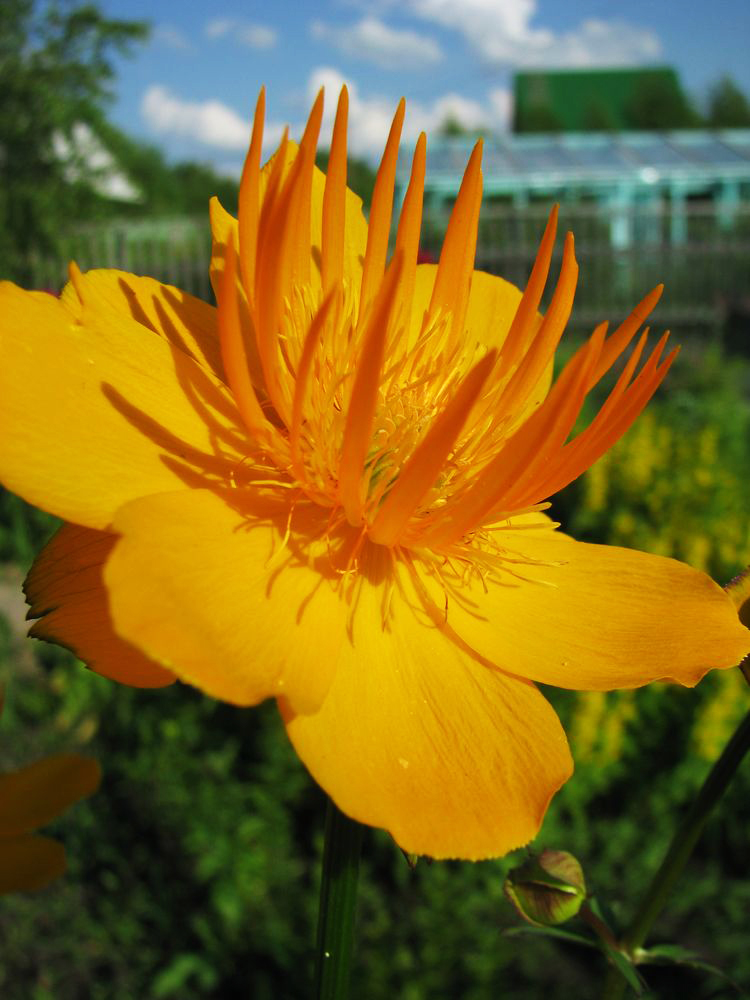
left=314, top=798, right=365, bottom=1000
left=602, top=708, right=750, bottom=999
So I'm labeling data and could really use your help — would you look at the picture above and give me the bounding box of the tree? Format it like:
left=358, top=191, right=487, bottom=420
left=0, top=1, right=148, bottom=283
left=97, top=121, right=240, bottom=217
left=706, top=76, right=750, bottom=128
left=513, top=103, right=563, bottom=134
left=624, top=72, right=702, bottom=130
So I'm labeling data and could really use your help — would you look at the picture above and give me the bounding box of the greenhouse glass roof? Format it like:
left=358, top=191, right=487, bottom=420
left=400, top=130, right=750, bottom=197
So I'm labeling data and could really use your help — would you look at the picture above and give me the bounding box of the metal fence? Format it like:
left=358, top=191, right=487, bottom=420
left=29, top=216, right=214, bottom=303
left=29, top=201, right=750, bottom=339
left=422, top=200, right=750, bottom=338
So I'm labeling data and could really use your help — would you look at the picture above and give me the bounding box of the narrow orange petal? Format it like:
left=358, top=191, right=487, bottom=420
left=392, top=133, right=426, bottom=337
left=290, top=290, right=338, bottom=482
left=218, top=237, right=288, bottom=456
left=500, top=327, right=609, bottom=509
left=420, top=315, right=598, bottom=549
left=592, top=284, right=663, bottom=385
left=472, top=326, right=603, bottom=524
left=369, top=350, right=496, bottom=547
left=255, top=128, right=289, bottom=296
left=359, top=98, right=406, bottom=320
left=339, top=255, right=404, bottom=525
left=237, top=88, right=265, bottom=303
left=321, top=87, right=349, bottom=292
left=536, top=336, right=676, bottom=500
left=428, top=139, right=483, bottom=347
left=293, top=88, right=325, bottom=286
left=255, top=143, right=312, bottom=423
left=493, top=232, right=578, bottom=421
left=496, top=205, right=558, bottom=378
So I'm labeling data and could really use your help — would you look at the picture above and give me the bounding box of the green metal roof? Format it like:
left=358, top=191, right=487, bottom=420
left=513, top=67, right=691, bottom=132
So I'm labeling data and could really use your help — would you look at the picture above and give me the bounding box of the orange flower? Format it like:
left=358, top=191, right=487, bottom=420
left=1, top=90, right=748, bottom=859
left=0, top=740, right=100, bottom=893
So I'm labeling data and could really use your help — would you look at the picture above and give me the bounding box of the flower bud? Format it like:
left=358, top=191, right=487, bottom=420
left=504, top=849, right=586, bottom=927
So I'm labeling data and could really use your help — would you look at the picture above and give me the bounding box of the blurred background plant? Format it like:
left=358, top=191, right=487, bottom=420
left=2, top=1, right=750, bottom=997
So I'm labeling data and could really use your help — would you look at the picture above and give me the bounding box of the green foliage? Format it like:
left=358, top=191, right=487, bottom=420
left=96, top=121, right=240, bottom=217
left=1, top=346, right=749, bottom=997
left=706, top=76, right=750, bottom=128
left=0, top=0, right=148, bottom=282
left=624, top=72, right=703, bottom=130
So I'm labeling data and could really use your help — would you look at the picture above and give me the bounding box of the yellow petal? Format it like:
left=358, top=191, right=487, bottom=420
left=60, top=269, right=224, bottom=379
left=0, top=753, right=100, bottom=836
left=105, top=489, right=347, bottom=713
left=0, top=835, right=66, bottom=894
left=419, top=525, right=750, bottom=691
left=282, top=542, right=573, bottom=860
left=0, top=281, right=246, bottom=530
left=25, top=523, right=175, bottom=688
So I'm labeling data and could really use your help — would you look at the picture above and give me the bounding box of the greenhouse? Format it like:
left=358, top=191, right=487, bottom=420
left=399, top=129, right=750, bottom=248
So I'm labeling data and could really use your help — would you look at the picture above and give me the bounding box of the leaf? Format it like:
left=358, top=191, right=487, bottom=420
left=502, top=924, right=599, bottom=950
left=601, top=941, right=646, bottom=996
left=636, top=944, right=747, bottom=996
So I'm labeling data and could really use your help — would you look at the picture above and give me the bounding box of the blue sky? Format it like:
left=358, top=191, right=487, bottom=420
left=99, top=0, right=750, bottom=175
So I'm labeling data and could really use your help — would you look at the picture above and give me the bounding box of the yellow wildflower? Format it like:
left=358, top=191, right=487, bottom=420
left=1, top=90, right=748, bottom=859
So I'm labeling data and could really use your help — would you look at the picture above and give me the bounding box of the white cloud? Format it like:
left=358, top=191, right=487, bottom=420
left=140, top=72, right=511, bottom=164
left=406, top=0, right=661, bottom=68
left=488, top=88, right=513, bottom=130
left=154, top=25, right=192, bottom=52
left=304, top=68, right=510, bottom=159
left=310, top=16, right=442, bottom=70
left=205, top=18, right=277, bottom=49
left=141, top=86, right=251, bottom=150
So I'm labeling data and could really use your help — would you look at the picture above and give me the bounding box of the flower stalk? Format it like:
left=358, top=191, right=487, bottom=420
left=314, top=798, right=365, bottom=1000
left=601, top=708, right=750, bottom=999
